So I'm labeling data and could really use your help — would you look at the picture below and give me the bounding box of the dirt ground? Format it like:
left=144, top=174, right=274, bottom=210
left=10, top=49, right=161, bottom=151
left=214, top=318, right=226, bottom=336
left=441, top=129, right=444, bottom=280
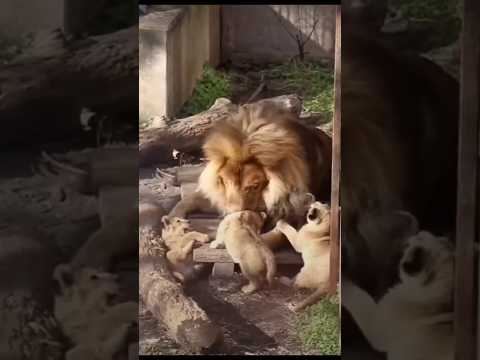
left=139, top=159, right=324, bottom=355
left=140, top=269, right=321, bottom=355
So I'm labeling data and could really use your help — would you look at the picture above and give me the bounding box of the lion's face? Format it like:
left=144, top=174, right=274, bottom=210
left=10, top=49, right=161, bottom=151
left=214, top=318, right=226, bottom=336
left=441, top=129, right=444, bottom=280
left=216, top=161, right=268, bottom=214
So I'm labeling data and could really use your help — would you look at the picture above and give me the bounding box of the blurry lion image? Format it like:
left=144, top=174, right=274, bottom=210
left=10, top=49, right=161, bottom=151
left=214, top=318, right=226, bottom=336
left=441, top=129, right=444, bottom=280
left=342, top=231, right=454, bottom=360
left=53, top=265, right=137, bottom=360
left=169, top=101, right=332, bottom=249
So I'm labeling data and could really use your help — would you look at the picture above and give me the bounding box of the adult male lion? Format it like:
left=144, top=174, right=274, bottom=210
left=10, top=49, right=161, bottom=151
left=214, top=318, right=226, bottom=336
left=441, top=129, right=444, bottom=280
left=340, top=29, right=459, bottom=296
left=169, top=101, right=332, bottom=249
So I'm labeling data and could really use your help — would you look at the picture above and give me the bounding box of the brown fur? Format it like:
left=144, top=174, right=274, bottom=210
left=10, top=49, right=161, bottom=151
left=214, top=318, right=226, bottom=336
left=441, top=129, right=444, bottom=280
left=186, top=102, right=331, bottom=249
left=341, top=29, right=459, bottom=298
left=161, top=216, right=209, bottom=282
left=214, top=210, right=276, bottom=293
left=53, top=265, right=137, bottom=360
left=276, top=200, right=332, bottom=310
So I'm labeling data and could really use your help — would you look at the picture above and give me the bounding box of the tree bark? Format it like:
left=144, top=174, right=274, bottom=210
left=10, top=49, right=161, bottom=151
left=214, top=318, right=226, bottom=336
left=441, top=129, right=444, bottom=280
left=139, top=228, right=222, bottom=352
left=139, top=94, right=303, bottom=166
left=0, top=26, right=138, bottom=115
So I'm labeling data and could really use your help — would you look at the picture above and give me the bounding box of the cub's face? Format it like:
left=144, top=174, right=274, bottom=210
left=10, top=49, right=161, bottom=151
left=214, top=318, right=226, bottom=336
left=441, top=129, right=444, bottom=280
left=54, top=265, right=120, bottom=306
left=239, top=210, right=267, bottom=232
left=162, top=216, right=190, bottom=232
left=399, top=231, right=454, bottom=302
left=306, top=201, right=330, bottom=225
left=217, top=161, right=268, bottom=214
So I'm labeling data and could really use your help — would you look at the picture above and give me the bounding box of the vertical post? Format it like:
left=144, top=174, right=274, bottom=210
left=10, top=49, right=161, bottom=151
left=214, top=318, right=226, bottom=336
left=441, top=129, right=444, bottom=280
left=455, top=0, right=479, bottom=359
left=328, top=5, right=341, bottom=295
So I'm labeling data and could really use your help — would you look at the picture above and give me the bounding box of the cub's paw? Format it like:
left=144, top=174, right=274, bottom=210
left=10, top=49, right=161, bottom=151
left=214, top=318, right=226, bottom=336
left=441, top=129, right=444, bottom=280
left=275, top=220, right=288, bottom=231
left=210, top=240, right=225, bottom=249
left=241, top=283, right=258, bottom=294
left=197, top=233, right=210, bottom=244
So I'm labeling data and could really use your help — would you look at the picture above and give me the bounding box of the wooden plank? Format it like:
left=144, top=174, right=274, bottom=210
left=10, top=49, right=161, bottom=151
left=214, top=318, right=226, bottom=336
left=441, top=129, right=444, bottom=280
left=455, top=1, right=480, bottom=359
left=175, top=164, right=205, bottom=185
left=180, top=182, right=198, bottom=199
left=193, top=245, right=303, bottom=264
left=328, top=5, right=341, bottom=295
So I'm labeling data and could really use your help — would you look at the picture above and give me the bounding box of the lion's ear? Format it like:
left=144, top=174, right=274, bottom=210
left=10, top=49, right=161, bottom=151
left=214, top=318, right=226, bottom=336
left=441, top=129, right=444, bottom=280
left=304, top=193, right=316, bottom=207
left=161, top=216, right=170, bottom=227
left=53, top=264, right=74, bottom=293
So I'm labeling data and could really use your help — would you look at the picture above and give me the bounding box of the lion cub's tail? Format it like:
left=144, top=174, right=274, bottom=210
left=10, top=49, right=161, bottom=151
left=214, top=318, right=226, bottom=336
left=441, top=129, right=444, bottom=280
left=294, top=287, right=326, bottom=311
left=263, top=248, right=277, bottom=286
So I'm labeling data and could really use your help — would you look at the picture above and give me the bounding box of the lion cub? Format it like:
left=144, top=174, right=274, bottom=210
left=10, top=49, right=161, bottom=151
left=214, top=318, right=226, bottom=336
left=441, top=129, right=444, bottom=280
left=161, top=216, right=210, bottom=282
left=342, top=231, right=454, bottom=360
left=276, top=200, right=331, bottom=310
left=53, top=264, right=137, bottom=360
left=212, top=210, right=276, bottom=293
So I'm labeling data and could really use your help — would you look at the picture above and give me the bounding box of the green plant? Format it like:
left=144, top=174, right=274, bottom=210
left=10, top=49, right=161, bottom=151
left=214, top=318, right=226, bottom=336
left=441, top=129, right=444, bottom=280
left=179, top=65, right=232, bottom=117
left=261, top=62, right=334, bottom=120
left=391, top=0, right=460, bottom=22
left=296, top=294, right=340, bottom=355
left=89, top=0, right=137, bottom=35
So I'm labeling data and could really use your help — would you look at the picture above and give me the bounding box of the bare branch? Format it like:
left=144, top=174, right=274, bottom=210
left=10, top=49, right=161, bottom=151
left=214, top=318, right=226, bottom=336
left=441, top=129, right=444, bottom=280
left=269, top=6, right=298, bottom=44
left=301, top=16, right=321, bottom=47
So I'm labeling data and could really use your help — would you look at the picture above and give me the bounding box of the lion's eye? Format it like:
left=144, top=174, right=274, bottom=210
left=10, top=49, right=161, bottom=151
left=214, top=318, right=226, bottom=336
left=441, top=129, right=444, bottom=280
left=90, top=274, right=99, bottom=281
left=218, top=176, right=225, bottom=186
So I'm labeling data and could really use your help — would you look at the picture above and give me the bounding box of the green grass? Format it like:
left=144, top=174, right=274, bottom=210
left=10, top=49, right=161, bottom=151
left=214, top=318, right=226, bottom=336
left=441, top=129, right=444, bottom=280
left=296, top=294, right=340, bottom=355
left=261, top=62, right=334, bottom=120
left=178, top=65, right=232, bottom=117
left=390, top=0, right=462, bottom=46
left=391, top=0, right=460, bottom=22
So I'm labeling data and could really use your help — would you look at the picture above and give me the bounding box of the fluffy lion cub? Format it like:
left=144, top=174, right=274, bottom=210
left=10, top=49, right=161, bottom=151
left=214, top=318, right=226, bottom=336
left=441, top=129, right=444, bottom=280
left=161, top=216, right=210, bottom=282
left=53, top=264, right=137, bottom=360
left=342, top=231, right=454, bottom=360
left=276, top=200, right=331, bottom=310
left=212, top=210, right=276, bottom=293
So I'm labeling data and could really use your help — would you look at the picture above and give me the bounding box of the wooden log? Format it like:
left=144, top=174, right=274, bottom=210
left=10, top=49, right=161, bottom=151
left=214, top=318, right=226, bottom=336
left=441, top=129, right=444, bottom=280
left=328, top=5, right=341, bottom=295
left=38, top=147, right=138, bottom=196
left=139, top=228, right=222, bottom=352
left=176, top=165, right=205, bottom=185
left=139, top=94, right=304, bottom=166
left=70, top=186, right=138, bottom=270
left=0, top=26, right=137, bottom=115
left=193, top=245, right=303, bottom=264
left=88, top=148, right=138, bottom=190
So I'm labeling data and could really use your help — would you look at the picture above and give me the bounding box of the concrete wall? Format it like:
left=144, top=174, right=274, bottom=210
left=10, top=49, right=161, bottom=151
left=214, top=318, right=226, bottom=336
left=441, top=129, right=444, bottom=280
left=222, top=5, right=336, bottom=63
left=139, top=6, right=220, bottom=121
left=0, top=0, right=64, bottom=39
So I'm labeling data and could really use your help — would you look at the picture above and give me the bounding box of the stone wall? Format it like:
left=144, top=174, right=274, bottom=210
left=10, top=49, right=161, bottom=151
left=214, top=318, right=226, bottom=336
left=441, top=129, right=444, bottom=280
left=222, top=5, right=336, bottom=63
left=139, top=6, right=220, bottom=121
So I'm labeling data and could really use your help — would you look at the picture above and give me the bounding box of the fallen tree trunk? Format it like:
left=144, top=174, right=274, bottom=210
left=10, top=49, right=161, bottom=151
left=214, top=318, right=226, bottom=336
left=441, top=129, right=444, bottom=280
left=139, top=94, right=303, bottom=166
left=0, top=26, right=138, bottom=114
left=139, top=227, right=222, bottom=353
